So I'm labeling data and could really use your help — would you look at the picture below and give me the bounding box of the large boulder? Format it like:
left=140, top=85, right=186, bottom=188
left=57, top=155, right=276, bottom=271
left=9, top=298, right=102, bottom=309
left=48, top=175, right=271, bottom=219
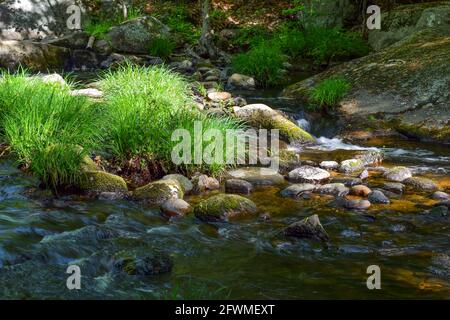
left=107, top=16, right=170, bottom=54
left=194, top=194, right=258, bottom=222
left=233, top=104, right=316, bottom=143
left=283, top=26, right=450, bottom=143
left=0, top=0, right=87, bottom=40
left=0, top=40, right=69, bottom=71
left=368, top=2, right=450, bottom=51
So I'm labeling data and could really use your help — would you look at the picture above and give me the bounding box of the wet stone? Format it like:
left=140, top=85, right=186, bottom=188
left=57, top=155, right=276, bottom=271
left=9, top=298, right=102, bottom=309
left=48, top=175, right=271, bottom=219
left=368, top=190, right=390, bottom=204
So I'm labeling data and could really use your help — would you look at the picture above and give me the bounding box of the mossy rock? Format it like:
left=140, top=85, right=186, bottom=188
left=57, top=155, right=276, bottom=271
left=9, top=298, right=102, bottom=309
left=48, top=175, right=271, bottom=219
left=404, top=177, right=438, bottom=192
left=112, top=249, right=173, bottom=276
left=194, top=194, right=258, bottom=222
left=132, top=179, right=184, bottom=205
left=233, top=104, right=315, bottom=144
left=162, top=174, right=192, bottom=194
left=78, top=171, right=128, bottom=194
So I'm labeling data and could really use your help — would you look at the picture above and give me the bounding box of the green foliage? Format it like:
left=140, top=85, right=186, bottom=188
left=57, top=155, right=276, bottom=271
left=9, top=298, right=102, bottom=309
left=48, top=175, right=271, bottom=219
left=158, top=5, right=200, bottom=45
left=231, top=26, right=271, bottom=48
left=232, top=41, right=286, bottom=87
left=85, top=19, right=116, bottom=38
left=282, top=0, right=305, bottom=16
left=0, top=71, right=101, bottom=188
left=99, top=64, right=241, bottom=175
left=148, top=36, right=175, bottom=59
left=304, top=27, right=370, bottom=65
left=309, top=76, right=350, bottom=109
left=274, top=24, right=306, bottom=58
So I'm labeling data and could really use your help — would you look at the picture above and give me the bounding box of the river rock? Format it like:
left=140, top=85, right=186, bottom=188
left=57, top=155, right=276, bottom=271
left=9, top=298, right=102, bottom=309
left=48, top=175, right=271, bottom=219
left=112, top=249, right=173, bottom=276
left=0, top=40, right=69, bottom=72
left=350, top=185, right=372, bottom=197
left=161, top=198, right=191, bottom=217
left=320, top=161, right=339, bottom=170
left=132, top=179, right=183, bottom=205
left=194, top=194, right=258, bottom=222
left=429, top=205, right=449, bottom=218
left=162, top=174, right=193, bottom=194
left=368, top=190, right=390, bottom=204
left=316, top=183, right=349, bottom=197
left=280, top=183, right=316, bottom=198
left=383, top=166, right=412, bottom=182
left=191, top=174, right=220, bottom=193
left=382, top=182, right=405, bottom=194
left=355, top=150, right=384, bottom=166
left=404, top=177, right=438, bottom=192
left=108, top=16, right=170, bottom=54
left=359, top=169, right=369, bottom=180
left=339, top=159, right=364, bottom=174
left=288, top=166, right=330, bottom=184
left=432, top=191, right=449, bottom=201
left=227, top=73, right=256, bottom=90
left=332, top=177, right=363, bottom=187
left=225, top=179, right=253, bottom=194
left=78, top=171, right=128, bottom=195
left=70, top=88, right=103, bottom=99
left=41, top=73, right=66, bottom=86
left=226, top=167, right=284, bottom=186
left=344, top=199, right=371, bottom=210
left=283, top=214, right=330, bottom=243
left=233, top=104, right=315, bottom=143
left=207, top=91, right=232, bottom=102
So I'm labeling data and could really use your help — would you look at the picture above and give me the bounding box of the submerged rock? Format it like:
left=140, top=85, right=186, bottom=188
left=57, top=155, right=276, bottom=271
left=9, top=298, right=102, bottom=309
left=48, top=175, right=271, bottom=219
left=382, top=182, right=405, bottom=195
left=132, top=179, right=183, bottom=205
left=78, top=171, right=128, bottom=195
left=432, top=191, right=449, bottom=200
left=288, top=166, right=330, bottom=184
left=226, top=167, right=285, bottom=186
left=368, top=190, right=390, bottom=204
left=404, top=177, right=438, bottom=192
left=283, top=214, right=330, bottom=243
left=225, top=179, right=253, bottom=194
left=383, top=166, right=412, bottom=182
left=112, top=250, right=173, bottom=276
left=233, top=104, right=316, bottom=143
left=194, top=194, right=257, bottom=222
left=280, top=183, right=316, bottom=198
left=344, top=199, right=371, bottom=210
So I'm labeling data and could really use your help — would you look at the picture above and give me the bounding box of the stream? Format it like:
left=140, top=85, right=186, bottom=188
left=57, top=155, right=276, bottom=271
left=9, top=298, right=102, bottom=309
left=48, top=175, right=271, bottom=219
left=0, top=78, right=448, bottom=299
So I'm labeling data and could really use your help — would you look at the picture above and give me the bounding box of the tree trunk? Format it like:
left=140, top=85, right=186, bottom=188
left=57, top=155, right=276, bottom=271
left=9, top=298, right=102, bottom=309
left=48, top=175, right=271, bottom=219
left=197, top=0, right=217, bottom=59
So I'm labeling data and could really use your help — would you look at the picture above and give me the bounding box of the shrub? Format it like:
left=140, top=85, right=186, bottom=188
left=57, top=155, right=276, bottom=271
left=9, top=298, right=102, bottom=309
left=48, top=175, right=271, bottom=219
left=149, top=36, right=175, bottom=59
left=99, top=64, right=241, bottom=175
left=158, top=5, right=200, bottom=45
left=232, top=41, right=285, bottom=87
left=231, top=26, right=271, bottom=49
left=309, top=76, right=350, bottom=110
left=0, top=72, right=101, bottom=188
left=274, top=24, right=306, bottom=58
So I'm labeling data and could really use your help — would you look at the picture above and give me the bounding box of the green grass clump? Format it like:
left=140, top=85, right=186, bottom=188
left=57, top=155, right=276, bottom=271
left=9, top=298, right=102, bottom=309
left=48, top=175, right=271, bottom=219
left=309, top=76, right=350, bottom=110
left=99, top=64, right=241, bottom=175
left=232, top=41, right=285, bottom=87
left=274, top=24, right=306, bottom=59
left=0, top=71, right=101, bottom=188
left=148, top=36, right=175, bottom=59
left=304, top=27, right=370, bottom=65
left=85, top=19, right=116, bottom=38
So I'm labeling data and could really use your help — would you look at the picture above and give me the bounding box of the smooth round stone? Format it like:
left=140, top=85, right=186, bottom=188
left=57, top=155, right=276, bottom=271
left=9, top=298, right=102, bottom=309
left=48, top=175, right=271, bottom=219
left=163, top=174, right=193, bottom=193
left=383, top=166, right=412, bottom=182
left=382, top=182, right=404, bottom=194
left=207, top=91, right=232, bottom=102
left=316, top=183, right=349, bottom=197
left=288, top=166, right=330, bottom=183
left=225, top=179, right=253, bottom=194
left=280, top=183, right=316, bottom=198
left=350, top=185, right=372, bottom=197
left=161, top=198, right=191, bottom=217
left=432, top=191, right=449, bottom=200
left=320, top=161, right=339, bottom=170
left=345, top=199, right=371, bottom=210
left=404, top=177, right=438, bottom=191
left=368, top=190, right=390, bottom=204
left=70, top=88, right=103, bottom=98
left=227, top=167, right=285, bottom=186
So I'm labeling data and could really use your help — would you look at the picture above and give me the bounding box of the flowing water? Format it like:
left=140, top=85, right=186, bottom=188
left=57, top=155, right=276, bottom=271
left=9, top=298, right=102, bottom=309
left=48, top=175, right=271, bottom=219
left=0, top=80, right=449, bottom=299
